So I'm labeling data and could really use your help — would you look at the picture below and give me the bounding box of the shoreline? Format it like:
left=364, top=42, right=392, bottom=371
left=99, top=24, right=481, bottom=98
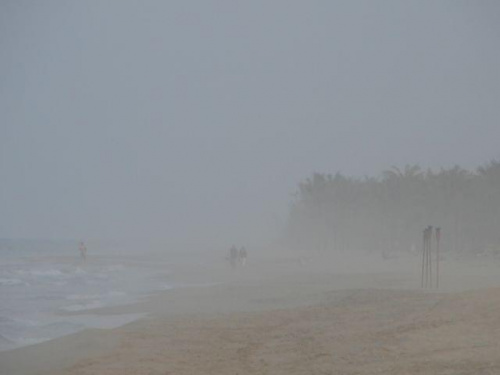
left=2, top=253, right=500, bottom=374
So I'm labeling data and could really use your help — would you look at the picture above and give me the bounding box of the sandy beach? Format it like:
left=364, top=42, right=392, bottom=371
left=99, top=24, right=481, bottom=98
left=2, top=251, right=500, bottom=375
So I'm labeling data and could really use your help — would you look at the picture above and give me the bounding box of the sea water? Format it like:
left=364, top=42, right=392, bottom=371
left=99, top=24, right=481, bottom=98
left=0, top=239, right=177, bottom=351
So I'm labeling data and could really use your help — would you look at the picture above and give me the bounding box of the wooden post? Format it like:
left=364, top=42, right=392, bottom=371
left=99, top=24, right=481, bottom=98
left=426, top=227, right=430, bottom=288
left=424, top=227, right=429, bottom=288
left=436, top=227, right=441, bottom=289
left=421, top=228, right=426, bottom=288
left=425, top=227, right=429, bottom=288
left=421, top=226, right=437, bottom=289
left=428, top=226, right=433, bottom=288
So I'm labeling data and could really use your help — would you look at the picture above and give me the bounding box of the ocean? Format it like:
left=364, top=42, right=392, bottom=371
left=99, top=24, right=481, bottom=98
left=0, top=239, right=182, bottom=351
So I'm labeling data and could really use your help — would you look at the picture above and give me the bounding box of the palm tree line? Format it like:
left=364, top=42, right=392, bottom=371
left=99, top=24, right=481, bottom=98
left=286, top=161, right=500, bottom=255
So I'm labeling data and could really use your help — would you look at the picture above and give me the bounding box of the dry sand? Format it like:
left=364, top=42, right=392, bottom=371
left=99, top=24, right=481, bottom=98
left=2, top=252, right=500, bottom=375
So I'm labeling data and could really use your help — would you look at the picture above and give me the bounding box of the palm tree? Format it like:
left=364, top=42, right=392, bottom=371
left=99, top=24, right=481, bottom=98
left=286, top=162, right=500, bottom=256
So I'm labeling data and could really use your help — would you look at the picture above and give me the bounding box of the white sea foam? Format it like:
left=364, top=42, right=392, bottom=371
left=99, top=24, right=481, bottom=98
left=62, top=301, right=104, bottom=312
left=0, top=278, right=25, bottom=286
left=0, top=254, right=175, bottom=351
left=0, top=242, right=208, bottom=351
left=30, top=269, right=65, bottom=277
left=106, top=264, right=125, bottom=272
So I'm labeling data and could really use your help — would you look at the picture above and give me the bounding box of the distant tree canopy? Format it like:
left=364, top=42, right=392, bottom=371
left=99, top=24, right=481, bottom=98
left=286, top=161, right=500, bottom=255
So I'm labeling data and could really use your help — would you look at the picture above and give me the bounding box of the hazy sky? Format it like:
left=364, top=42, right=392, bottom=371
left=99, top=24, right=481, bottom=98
left=1, top=1, right=499, bottom=245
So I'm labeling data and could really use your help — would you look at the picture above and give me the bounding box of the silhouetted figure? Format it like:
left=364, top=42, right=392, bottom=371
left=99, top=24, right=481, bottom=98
left=79, top=241, right=87, bottom=262
left=239, top=246, right=247, bottom=266
left=229, top=245, right=238, bottom=268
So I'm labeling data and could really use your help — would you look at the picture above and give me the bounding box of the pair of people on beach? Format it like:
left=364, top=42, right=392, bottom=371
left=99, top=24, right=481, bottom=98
left=228, top=245, right=247, bottom=268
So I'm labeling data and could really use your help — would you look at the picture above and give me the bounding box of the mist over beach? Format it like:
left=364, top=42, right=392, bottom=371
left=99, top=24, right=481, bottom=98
left=1, top=1, right=500, bottom=374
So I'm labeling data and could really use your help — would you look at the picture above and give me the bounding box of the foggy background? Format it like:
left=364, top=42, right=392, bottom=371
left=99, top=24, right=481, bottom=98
left=1, top=1, right=499, bottom=249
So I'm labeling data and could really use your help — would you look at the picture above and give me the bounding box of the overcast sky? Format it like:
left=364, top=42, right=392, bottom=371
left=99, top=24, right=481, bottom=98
left=1, top=1, right=499, bottom=246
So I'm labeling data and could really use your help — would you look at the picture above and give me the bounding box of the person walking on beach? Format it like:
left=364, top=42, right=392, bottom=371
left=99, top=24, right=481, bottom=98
left=239, top=246, right=247, bottom=266
left=229, top=245, right=238, bottom=268
left=79, top=241, right=87, bottom=262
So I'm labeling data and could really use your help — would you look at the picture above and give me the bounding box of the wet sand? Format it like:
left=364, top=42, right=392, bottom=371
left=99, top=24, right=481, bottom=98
left=2, top=252, right=500, bottom=375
